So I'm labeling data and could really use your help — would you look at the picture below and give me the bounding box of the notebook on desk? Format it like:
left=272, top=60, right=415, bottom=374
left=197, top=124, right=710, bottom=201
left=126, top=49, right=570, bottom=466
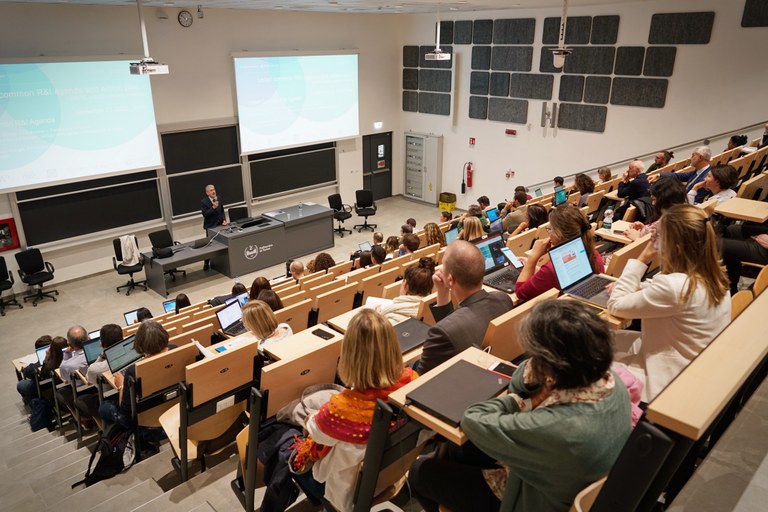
left=104, top=335, right=141, bottom=374
left=549, top=236, right=615, bottom=308
left=394, top=318, right=430, bottom=354
left=216, top=301, right=248, bottom=337
left=406, top=360, right=509, bottom=427
left=473, top=234, right=521, bottom=293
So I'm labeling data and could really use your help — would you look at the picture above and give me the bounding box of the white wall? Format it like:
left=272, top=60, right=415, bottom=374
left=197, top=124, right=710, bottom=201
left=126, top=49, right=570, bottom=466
left=0, top=0, right=765, bottom=288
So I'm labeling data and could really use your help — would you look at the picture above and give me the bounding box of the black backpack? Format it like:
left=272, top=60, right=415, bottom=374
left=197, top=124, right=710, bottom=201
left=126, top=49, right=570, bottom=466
left=29, top=398, right=53, bottom=432
left=72, top=424, right=136, bottom=488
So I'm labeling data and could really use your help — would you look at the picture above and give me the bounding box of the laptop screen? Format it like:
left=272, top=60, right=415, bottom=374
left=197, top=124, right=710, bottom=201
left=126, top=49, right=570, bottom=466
left=359, top=241, right=372, bottom=252
left=549, top=236, right=594, bottom=289
left=485, top=207, right=500, bottom=223
left=83, top=338, right=102, bottom=365
left=534, top=188, right=543, bottom=197
left=123, top=308, right=140, bottom=326
left=216, top=301, right=243, bottom=331
left=88, top=330, right=100, bottom=340
left=36, top=346, right=49, bottom=365
left=162, top=299, right=177, bottom=313
left=473, top=234, right=507, bottom=272
left=553, top=185, right=568, bottom=206
left=104, top=335, right=141, bottom=373
left=488, top=218, right=504, bottom=235
left=225, top=292, right=249, bottom=308
left=444, top=227, right=459, bottom=245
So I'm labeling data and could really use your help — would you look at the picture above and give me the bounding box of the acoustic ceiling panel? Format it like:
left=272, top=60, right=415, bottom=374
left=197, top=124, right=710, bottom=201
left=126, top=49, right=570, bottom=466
left=591, top=15, right=620, bottom=44
left=418, top=69, right=452, bottom=93
left=418, top=92, right=451, bottom=116
left=473, top=19, right=494, bottom=44
left=510, top=73, right=554, bottom=100
left=644, top=46, right=676, bottom=77
left=490, top=72, right=511, bottom=97
left=402, top=68, right=418, bottom=90
left=419, top=45, right=453, bottom=68
left=559, top=75, right=585, bottom=102
left=742, top=0, right=768, bottom=27
left=469, top=96, right=489, bottom=119
left=543, top=16, right=592, bottom=45
left=584, top=76, right=612, bottom=104
left=470, top=72, right=490, bottom=95
left=439, top=21, right=454, bottom=45
left=611, top=77, right=668, bottom=108
left=492, top=18, right=536, bottom=44
left=491, top=46, right=534, bottom=72
left=614, top=46, right=645, bottom=76
left=403, top=46, right=419, bottom=68
left=455, top=20, right=473, bottom=44
left=488, top=98, right=528, bottom=124
left=472, top=46, right=492, bottom=70
left=564, top=47, right=616, bottom=75
left=403, top=91, right=418, bottom=112
left=558, top=103, right=607, bottom=132
left=648, top=12, right=715, bottom=44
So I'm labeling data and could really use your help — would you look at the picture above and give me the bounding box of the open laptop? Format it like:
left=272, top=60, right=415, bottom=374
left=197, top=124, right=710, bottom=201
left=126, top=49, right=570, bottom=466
left=406, top=360, right=509, bottom=427
left=553, top=185, right=568, bottom=206
left=88, top=329, right=100, bottom=340
left=35, top=346, right=49, bottom=365
left=83, top=338, right=102, bottom=365
left=444, top=227, right=459, bottom=245
left=359, top=241, right=372, bottom=252
left=394, top=318, right=431, bottom=354
left=488, top=218, right=504, bottom=236
left=484, top=206, right=500, bottom=223
left=123, top=308, right=140, bottom=326
left=549, top=236, right=615, bottom=308
left=162, top=298, right=177, bottom=313
left=225, top=292, right=249, bottom=308
left=216, top=301, right=248, bottom=337
left=473, top=234, right=522, bottom=293
left=534, top=188, right=543, bottom=197
left=104, top=334, right=142, bottom=373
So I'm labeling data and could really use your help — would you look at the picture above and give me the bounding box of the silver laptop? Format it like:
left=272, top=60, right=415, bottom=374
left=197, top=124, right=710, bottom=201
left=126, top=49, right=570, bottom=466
left=473, top=234, right=521, bottom=293
left=123, top=308, right=140, bottom=326
left=35, top=346, right=49, bottom=365
left=83, top=338, right=102, bottom=365
left=216, top=301, right=248, bottom=337
left=104, top=335, right=142, bottom=373
left=549, top=236, right=615, bottom=308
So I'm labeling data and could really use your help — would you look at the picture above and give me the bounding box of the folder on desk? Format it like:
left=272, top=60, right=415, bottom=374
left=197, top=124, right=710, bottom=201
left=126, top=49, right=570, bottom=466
left=406, top=359, right=509, bottom=427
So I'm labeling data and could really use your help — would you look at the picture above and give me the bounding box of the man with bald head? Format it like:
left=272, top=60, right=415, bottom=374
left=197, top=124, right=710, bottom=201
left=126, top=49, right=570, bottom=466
left=617, top=160, right=650, bottom=201
left=414, top=241, right=513, bottom=374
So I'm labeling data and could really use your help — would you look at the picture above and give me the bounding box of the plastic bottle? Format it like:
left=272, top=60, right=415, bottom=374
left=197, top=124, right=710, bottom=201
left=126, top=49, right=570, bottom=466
left=603, top=206, right=614, bottom=231
left=298, top=201, right=303, bottom=216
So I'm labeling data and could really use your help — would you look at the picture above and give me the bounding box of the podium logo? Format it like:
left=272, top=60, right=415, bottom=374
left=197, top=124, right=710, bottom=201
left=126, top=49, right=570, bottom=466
left=244, top=243, right=274, bottom=260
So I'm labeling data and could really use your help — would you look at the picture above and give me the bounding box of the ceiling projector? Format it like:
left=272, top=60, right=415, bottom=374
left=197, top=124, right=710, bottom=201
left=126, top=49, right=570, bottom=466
left=129, top=59, right=169, bottom=75
left=425, top=49, right=451, bottom=61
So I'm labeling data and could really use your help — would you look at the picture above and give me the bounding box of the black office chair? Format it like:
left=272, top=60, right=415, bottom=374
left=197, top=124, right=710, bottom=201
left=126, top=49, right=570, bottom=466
left=228, top=206, right=249, bottom=224
left=0, top=256, right=22, bottom=316
left=148, top=229, right=187, bottom=281
left=353, top=189, right=378, bottom=232
left=112, top=237, right=147, bottom=296
left=328, top=193, right=352, bottom=237
left=15, top=248, right=58, bottom=306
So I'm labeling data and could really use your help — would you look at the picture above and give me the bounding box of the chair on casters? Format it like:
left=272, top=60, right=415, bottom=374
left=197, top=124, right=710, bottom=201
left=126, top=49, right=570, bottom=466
left=0, top=256, right=22, bottom=316
left=353, top=189, right=378, bottom=232
left=328, top=193, right=352, bottom=237
left=148, top=229, right=187, bottom=281
left=15, top=248, right=58, bottom=306
left=112, top=236, right=147, bottom=296
left=228, top=206, right=249, bottom=223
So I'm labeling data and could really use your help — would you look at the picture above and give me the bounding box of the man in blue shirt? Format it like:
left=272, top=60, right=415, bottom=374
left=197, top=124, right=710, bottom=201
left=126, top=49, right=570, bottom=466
left=652, top=146, right=712, bottom=204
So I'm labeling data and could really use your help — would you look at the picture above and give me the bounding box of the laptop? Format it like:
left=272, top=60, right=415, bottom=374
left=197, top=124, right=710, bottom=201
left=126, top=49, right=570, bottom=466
left=35, top=346, right=49, bottom=365
left=104, top=334, right=142, bottom=373
left=484, top=206, right=500, bottom=223
left=444, top=227, right=459, bottom=245
left=83, top=338, right=102, bottom=365
left=488, top=218, right=504, bottom=236
left=406, top=360, right=509, bottom=427
left=549, top=236, right=615, bottom=308
left=473, top=234, right=521, bottom=293
left=553, top=185, right=568, bottom=206
left=123, top=308, right=140, bottom=326
left=225, top=291, right=249, bottom=308
left=359, top=241, right=372, bottom=252
left=162, top=298, right=177, bottom=313
left=394, top=318, right=431, bottom=354
left=88, top=329, right=100, bottom=340
left=534, top=188, right=543, bottom=197
left=216, top=301, right=248, bottom=337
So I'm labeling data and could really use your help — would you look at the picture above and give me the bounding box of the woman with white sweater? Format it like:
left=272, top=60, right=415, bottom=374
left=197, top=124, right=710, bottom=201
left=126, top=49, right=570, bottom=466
left=607, top=204, right=731, bottom=400
left=379, top=257, right=436, bottom=324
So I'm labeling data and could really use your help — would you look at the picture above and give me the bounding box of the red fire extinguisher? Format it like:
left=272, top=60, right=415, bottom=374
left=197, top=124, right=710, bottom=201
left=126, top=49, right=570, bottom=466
left=463, top=162, right=474, bottom=194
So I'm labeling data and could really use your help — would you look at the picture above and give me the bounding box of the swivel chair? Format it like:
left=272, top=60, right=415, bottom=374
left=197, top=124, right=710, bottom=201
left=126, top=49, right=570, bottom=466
left=148, top=229, right=187, bottom=281
left=112, top=236, right=147, bottom=296
left=328, top=193, right=352, bottom=237
left=15, top=248, right=58, bottom=306
left=0, top=256, right=22, bottom=316
left=228, top=206, right=249, bottom=224
left=353, top=189, right=378, bottom=232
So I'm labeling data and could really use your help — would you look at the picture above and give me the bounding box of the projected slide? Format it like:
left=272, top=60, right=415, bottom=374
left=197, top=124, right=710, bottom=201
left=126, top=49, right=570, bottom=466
left=234, top=53, right=359, bottom=154
left=0, top=60, right=161, bottom=192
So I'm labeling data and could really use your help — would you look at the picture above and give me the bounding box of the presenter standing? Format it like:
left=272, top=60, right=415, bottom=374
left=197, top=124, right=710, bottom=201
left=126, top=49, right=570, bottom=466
left=201, top=184, right=228, bottom=270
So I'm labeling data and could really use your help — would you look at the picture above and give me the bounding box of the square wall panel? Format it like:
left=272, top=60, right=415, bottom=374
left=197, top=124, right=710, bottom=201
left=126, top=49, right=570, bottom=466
left=584, top=76, right=612, bottom=104
left=611, top=77, right=668, bottom=108
left=455, top=20, right=473, bottom=44
left=403, top=91, right=418, bottom=112
left=469, top=96, right=489, bottom=119
left=543, top=16, right=592, bottom=45
left=488, top=98, right=528, bottom=123
left=490, top=72, right=511, bottom=97
left=418, top=92, right=451, bottom=115
left=614, top=47, right=645, bottom=76
left=403, top=46, right=419, bottom=68
left=558, top=103, right=607, bottom=132
left=644, top=47, right=676, bottom=77
left=564, top=47, right=616, bottom=75
left=402, top=68, right=418, bottom=90
left=591, top=16, right=620, bottom=44
left=493, top=18, right=536, bottom=44
left=649, top=12, right=715, bottom=44
left=510, top=73, right=554, bottom=100
left=470, top=72, right=490, bottom=95
left=559, top=75, right=585, bottom=102
left=491, top=46, right=534, bottom=72
left=418, top=69, right=452, bottom=93
left=472, top=46, right=492, bottom=70
left=474, top=19, right=494, bottom=44
left=439, top=21, right=454, bottom=45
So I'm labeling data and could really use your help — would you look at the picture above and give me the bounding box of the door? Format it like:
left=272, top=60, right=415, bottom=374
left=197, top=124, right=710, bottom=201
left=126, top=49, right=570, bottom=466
left=362, top=132, right=392, bottom=201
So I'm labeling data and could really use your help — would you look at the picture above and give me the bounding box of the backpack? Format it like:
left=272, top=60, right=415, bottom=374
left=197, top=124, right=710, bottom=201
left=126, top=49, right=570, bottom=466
left=72, top=424, right=136, bottom=488
left=29, top=398, right=53, bottom=432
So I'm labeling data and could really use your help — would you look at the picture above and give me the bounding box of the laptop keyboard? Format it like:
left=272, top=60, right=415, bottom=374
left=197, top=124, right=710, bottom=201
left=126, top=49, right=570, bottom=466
left=225, top=321, right=247, bottom=336
left=484, top=268, right=520, bottom=291
left=570, top=276, right=613, bottom=298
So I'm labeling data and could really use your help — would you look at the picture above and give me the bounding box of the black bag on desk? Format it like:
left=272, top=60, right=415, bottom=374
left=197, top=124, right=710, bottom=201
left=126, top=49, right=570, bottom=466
left=152, top=247, right=173, bottom=259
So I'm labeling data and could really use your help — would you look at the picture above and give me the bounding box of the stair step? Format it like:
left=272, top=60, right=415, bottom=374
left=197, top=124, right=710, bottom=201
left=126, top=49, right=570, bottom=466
left=0, top=430, right=97, bottom=473
left=3, top=429, right=97, bottom=468
left=0, top=440, right=95, bottom=497
left=0, top=428, right=69, bottom=460
left=29, top=455, right=94, bottom=492
left=89, top=478, right=165, bottom=512
left=188, top=502, right=217, bottom=512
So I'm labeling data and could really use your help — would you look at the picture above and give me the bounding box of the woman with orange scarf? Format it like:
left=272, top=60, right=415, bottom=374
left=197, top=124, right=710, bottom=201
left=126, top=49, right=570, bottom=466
left=291, top=309, right=417, bottom=511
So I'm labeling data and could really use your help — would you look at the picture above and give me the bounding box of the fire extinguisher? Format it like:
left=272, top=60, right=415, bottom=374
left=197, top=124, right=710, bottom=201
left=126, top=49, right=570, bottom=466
left=463, top=162, right=474, bottom=194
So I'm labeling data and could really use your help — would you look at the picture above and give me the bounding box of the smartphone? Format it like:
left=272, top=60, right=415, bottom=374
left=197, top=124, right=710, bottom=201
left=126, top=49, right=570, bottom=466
left=488, top=361, right=516, bottom=378
left=613, top=229, right=626, bottom=234
left=501, top=247, right=524, bottom=269
left=215, top=346, right=227, bottom=353
left=312, top=328, right=335, bottom=340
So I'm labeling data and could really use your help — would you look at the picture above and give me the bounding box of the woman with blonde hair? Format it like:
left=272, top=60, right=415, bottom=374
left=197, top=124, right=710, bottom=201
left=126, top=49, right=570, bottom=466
left=290, top=309, right=418, bottom=511
left=423, top=222, right=447, bottom=247
left=608, top=204, right=731, bottom=400
left=380, top=257, right=436, bottom=324
left=242, top=300, right=292, bottom=347
left=458, top=216, right=484, bottom=242
left=515, top=205, right=604, bottom=301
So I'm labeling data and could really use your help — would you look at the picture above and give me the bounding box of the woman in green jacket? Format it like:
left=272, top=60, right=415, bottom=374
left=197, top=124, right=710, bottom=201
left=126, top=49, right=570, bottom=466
left=409, top=300, right=632, bottom=512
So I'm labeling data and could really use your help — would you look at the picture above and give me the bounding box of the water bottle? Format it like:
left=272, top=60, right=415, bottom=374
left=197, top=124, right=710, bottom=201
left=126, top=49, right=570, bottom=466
left=603, top=206, right=614, bottom=231
left=298, top=202, right=303, bottom=216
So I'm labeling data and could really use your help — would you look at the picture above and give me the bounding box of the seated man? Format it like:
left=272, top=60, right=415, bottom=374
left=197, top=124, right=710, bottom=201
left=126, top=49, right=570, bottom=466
left=54, top=326, right=91, bottom=425
left=415, top=241, right=513, bottom=374
left=289, top=260, right=305, bottom=281
left=75, top=323, right=124, bottom=427
left=399, top=233, right=420, bottom=257
left=653, top=146, right=712, bottom=204
left=501, top=190, right=529, bottom=233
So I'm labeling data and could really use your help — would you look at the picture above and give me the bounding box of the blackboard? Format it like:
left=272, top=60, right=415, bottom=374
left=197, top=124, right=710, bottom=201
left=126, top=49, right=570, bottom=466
left=249, top=144, right=336, bottom=198
left=16, top=171, right=162, bottom=246
left=168, top=165, right=244, bottom=217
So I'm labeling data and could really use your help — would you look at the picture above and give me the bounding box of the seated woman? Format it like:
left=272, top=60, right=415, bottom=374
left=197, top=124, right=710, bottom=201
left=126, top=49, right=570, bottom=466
left=624, top=177, right=686, bottom=242
left=17, top=335, right=67, bottom=403
left=379, top=257, right=436, bottom=324
left=242, top=300, right=292, bottom=348
left=256, top=289, right=284, bottom=311
left=384, top=236, right=400, bottom=259
left=726, top=134, right=748, bottom=151
left=248, top=276, right=272, bottom=301
left=409, top=300, right=631, bottom=512
left=423, top=222, right=447, bottom=247
left=99, top=320, right=173, bottom=447
left=688, top=164, right=738, bottom=205
left=291, top=309, right=418, bottom=511
left=356, top=250, right=372, bottom=269
left=313, top=252, right=336, bottom=273
left=174, top=293, right=191, bottom=314
left=608, top=204, right=731, bottom=400
left=573, top=173, right=595, bottom=208
left=515, top=205, right=604, bottom=302
left=457, top=216, right=485, bottom=242
left=508, top=203, right=548, bottom=238
left=457, top=204, right=489, bottom=233
left=597, top=166, right=613, bottom=184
